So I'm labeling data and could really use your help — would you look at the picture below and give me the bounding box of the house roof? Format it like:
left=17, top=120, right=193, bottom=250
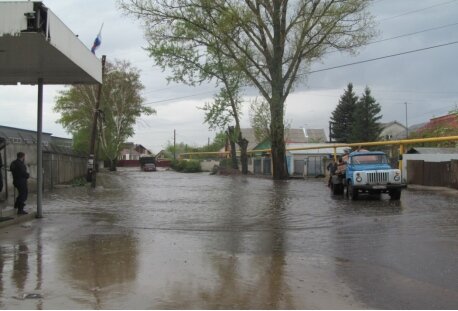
left=240, top=128, right=260, bottom=151
left=305, top=129, right=327, bottom=143
left=381, top=121, right=406, bottom=129
left=407, top=147, right=458, bottom=154
left=0, top=125, right=52, bottom=143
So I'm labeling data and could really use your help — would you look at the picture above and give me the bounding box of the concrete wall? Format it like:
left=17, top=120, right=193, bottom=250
left=200, top=160, right=220, bottom=172
left=1, top=143, right=86, bottom=198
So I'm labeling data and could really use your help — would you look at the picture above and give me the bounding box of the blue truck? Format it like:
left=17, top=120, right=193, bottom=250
left=331, top=151, right=405, bottom=200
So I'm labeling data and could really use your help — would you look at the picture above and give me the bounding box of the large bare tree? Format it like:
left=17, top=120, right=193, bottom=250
left=120, top=0, right=375, bottom=179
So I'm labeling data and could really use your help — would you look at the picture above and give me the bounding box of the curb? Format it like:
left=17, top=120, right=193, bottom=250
left=0, top=211, right=37, bottom=228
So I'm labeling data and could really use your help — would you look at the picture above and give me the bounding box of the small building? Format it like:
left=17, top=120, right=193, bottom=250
left=286, top=143, right=347, bottom=177
left=422, top=113, right=458, bottom=131
left=118, top=143, right=152, bottom=161
left=0, top=125, right=52, bottom=146
left=380, top=121, right=407, bottom=140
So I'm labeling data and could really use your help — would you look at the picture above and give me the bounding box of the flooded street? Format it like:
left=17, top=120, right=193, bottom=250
left=1, top=168, right=458, bottom=309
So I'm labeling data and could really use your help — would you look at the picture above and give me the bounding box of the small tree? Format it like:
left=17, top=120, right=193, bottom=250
left=330, top=83, right=358, bottom=143
left=54, top=60, right=155, bottom=170
left=351, top=87, right=382, bottom=143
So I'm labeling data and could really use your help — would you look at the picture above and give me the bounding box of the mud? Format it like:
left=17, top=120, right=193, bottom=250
left=0, top=168, right=457, bottom=309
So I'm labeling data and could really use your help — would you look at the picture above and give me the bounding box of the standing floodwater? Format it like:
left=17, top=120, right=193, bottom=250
left=0, top=168, right=457, bottom=309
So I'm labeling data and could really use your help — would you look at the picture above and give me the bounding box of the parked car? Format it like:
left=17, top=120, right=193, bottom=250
left=140, top=156, right=156, bottom=172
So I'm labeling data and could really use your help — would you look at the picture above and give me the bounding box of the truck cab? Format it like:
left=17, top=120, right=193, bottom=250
left=345, top=151, right=404, bottom=200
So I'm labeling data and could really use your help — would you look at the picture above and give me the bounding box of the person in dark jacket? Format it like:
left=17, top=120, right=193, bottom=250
left=10, top=152, right=30, bottom=215
left=0, top=152, right=3, bottom=194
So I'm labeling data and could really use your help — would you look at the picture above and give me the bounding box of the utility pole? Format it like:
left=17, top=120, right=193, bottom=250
left=404, top=102, right=409, bottom=139
left=87, top=55, right=106, bottom=187
left=173, top=129, right=176, bottom=160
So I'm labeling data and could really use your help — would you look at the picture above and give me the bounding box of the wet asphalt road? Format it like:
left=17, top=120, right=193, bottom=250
left=0, top=168, right=457, bottom=309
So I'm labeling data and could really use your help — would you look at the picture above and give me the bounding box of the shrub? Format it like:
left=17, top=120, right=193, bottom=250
left=171, top=159, right=202, bottom=173
left=71, top=177, right=87, bottom=187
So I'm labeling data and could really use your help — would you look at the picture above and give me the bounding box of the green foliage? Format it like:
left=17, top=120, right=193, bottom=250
left=351, top=87, right=382, bottom=142
left=249, top=98, right=271, bottom=142
left=71, top=177, right=87, bottom=187
left=330, top=85, right=382, bottom=143
left=165, top=132, right=227, bottom=159
left=410, top=124, right=458, bottom=147
left=54, top=60, right=155, bottom=162
left=330, top=83, right=358, bottom=143
left=171, top=159, right=202, bottom=173
left=219, top=158, right=233, bottom=169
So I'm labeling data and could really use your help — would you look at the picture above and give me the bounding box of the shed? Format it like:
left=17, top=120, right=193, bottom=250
left=286, top=143, right=347, bottom=177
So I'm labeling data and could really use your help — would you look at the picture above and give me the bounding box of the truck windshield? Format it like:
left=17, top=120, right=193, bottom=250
left=351, top=154, right=388, bottom=165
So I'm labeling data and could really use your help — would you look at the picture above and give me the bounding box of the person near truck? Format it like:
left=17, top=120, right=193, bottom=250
left=0, top=152, right=3, bottom=194
left=10, top=152, right=30, bottom=215
left=327, top=156, right=338, bottom=187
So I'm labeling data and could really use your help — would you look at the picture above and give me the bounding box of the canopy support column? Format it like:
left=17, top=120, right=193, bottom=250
left=37, top=78, right=43, bottom=218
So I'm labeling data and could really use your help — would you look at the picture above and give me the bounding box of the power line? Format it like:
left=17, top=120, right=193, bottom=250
left=323, top=21, right=458, bottom=57
left=377, top=0, right=458, bottom=22
left=139, top=41, right=458, bottom=105
left=364, top=21, right=458, bottom=46
left=304, top=40, right=458, bottom=76
left=143, top=90, right=215, bottom=105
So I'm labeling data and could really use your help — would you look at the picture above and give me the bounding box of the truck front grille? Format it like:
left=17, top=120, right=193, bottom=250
left=367, top=171, right=389, bottom=184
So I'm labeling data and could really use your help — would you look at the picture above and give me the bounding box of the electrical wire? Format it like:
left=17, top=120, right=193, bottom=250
left=303, top=40, right=458, bottom=75
left=377, top=0, right=458, bottom=22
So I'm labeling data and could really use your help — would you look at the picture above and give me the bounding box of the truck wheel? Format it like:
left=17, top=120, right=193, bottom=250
left=389, top=189, right=401, bottom=200
left=347, top=182, right=358, bottom=200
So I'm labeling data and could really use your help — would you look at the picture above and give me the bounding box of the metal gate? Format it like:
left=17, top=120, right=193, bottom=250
left=306, top=156, right=323, bottom=177
left=293, top=159, right=304, bottom=176
left=263, top=158, right=271, bottom=175
left=253, top=159, right=262, bottom=174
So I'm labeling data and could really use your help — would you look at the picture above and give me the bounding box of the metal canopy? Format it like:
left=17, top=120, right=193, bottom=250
left=0, top=1, right=102, bottom=85
left=0, top=1, right=103, bottom=218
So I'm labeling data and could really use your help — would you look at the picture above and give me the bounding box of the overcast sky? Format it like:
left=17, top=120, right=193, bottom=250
left=1, top=0, right=457, bottom=153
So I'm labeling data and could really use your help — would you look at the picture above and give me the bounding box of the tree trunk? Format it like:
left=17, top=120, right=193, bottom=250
left=270, top=1, right=288, bottom=180
left=109, top=159, right=117, bottom=171
left=238, top=137, right=249, bottom=175
left=227, top=126, right=239, bottom=170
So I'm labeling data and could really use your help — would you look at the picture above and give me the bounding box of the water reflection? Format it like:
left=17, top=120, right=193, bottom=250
left=0, top=246, right=4, bottom=308
left=12, top=240, right=29, bottom=294
left=155, top=178, right=294, bottom=309
left=59, top=232, right=139, bottom=309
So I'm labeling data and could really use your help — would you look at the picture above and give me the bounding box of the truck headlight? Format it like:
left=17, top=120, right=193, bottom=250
left=356, top=173, right=362, bottom=183
left=394, top=172, right=401, bottom=182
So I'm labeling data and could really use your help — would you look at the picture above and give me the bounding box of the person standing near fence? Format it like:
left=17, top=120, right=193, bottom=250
left=10, top=152, right=29, bottom=215
left=0, top=152, right=3, bottom=194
